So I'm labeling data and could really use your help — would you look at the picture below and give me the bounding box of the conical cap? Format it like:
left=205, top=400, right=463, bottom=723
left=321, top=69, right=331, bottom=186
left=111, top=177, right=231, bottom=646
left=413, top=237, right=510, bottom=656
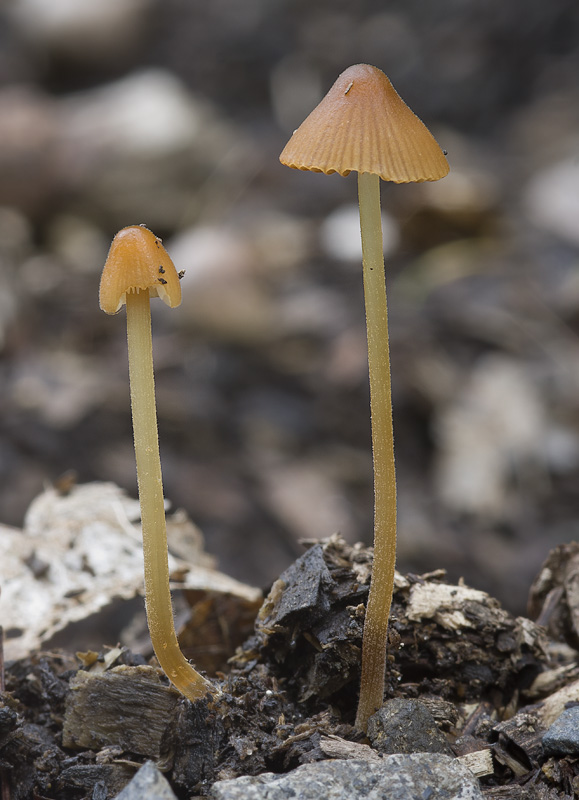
left=99, top=225, right=182, bottom=314
left=280, top=64, right=449, bottom=183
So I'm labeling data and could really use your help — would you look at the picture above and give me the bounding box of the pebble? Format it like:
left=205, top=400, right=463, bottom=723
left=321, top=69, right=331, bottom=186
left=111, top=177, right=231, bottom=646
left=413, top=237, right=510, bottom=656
left=257, top=459, right=357, bottom=543
left=62, top=68, right=209, bottom=158
left=433, top=354, right=545, bottom=518
left=525, top=157, right=579, bottom=248
left=112, top=760, right=178, bottom=800
left=10, top=0, right=153, bottom=62
left=320, top=203, right=399, bottom=263
left=169, top=224, right=274, bottom=343
left=367, top=698, right=454, bottom=755
left=58, top=69, right=252, bottom=228
left=0, top=86, right=60, bottom=215
left=542, top=706, right=579, bottom=757
left=210, top=755, right=483, bottom=800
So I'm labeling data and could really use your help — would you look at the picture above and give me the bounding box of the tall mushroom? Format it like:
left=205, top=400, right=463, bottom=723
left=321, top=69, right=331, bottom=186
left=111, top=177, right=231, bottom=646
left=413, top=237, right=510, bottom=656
left=280, top=64, right=448, bottom=730
left=100, top=224, right=215, bottom=702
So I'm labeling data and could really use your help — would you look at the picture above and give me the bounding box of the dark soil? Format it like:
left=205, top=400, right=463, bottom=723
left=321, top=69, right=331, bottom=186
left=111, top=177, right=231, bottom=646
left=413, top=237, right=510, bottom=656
left=2, top=537, right=577, bottom=799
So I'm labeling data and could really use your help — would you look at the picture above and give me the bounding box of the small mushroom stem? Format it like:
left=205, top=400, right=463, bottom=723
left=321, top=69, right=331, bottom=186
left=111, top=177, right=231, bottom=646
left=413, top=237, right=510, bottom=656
left=355, top=171, right=397, bottom=731
left=125, top=289, right=214, bottom=702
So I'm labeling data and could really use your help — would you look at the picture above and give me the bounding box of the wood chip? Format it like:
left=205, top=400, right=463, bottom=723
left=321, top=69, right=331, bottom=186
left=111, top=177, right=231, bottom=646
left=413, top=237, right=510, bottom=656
left=62, top=665, right=180, bottom=765
left=319, top=734, right=382, bottom=762
left=457, top=748, right=494, bottom=778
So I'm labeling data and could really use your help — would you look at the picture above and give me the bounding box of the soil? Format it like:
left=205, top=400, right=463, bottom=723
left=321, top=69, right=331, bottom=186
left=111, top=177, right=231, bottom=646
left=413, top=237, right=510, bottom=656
left=1, top=536, right=578, bottom=799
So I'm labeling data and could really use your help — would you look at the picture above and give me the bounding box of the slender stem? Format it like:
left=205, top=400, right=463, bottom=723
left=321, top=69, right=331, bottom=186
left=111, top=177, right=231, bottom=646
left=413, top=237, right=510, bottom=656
left=355, top=171, right=397, bottom=731
left=125, top=290, right=214, bottom=702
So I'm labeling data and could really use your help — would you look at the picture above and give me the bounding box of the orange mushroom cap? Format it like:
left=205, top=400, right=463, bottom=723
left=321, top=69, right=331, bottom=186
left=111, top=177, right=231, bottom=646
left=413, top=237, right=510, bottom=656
left=280, top=64, right=449, bottom=184
left=99, top=225, right=182, bottom=315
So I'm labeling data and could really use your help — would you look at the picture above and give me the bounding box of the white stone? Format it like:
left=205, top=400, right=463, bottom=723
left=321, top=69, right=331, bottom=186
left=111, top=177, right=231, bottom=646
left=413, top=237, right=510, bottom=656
left=320, top=204, right=399, bottom=263
left=525, top=157, right=579, bottom=247
left=10, top=0, right=152, bottom=57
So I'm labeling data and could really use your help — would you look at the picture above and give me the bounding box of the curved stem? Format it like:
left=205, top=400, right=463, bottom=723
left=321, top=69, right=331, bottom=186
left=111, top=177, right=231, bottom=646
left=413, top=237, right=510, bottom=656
left=355, top=172, right=397, bottom=731
left=125, top=289, right=215, bottom=702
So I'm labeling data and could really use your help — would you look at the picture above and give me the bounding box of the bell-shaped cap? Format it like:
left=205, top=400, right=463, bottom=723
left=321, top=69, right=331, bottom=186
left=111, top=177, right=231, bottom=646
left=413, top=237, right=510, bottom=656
left=99, top=225, right=182, bottom=314
left=280, top=64, right=449, bottom=184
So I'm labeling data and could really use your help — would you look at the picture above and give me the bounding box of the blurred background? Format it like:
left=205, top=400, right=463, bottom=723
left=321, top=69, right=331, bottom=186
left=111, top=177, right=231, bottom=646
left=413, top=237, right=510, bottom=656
left=0, top=0, right=578, bottom=615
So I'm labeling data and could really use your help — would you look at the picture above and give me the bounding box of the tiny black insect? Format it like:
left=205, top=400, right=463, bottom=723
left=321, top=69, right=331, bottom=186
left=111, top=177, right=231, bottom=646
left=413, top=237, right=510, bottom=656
left=158, top=277, right=167, bottom=285
left=158, top=266, right=165, bottom=274
left=178, top=270, right=185, bottom=280
left=443, top=149, right=448, bottom=156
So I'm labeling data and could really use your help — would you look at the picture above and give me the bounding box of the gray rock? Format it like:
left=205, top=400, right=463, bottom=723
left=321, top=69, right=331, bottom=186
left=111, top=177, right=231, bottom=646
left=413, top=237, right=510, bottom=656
left=542, top=706, right=579, bottom=756
left=113, top=761, right=177, bottom=800
left=209, top=755, right=483, bottom=800
left=10, top=0, right=153, bottom=62
left=367, top=698, right=454, bottom=755
left=58, top=69, right=255, bottom=230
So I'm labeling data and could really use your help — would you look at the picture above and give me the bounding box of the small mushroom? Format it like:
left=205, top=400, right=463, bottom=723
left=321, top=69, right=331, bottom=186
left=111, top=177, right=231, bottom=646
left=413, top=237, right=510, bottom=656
left=280, top=64, right=448, bottom=730
left=100, top=225, right=215, bottom=703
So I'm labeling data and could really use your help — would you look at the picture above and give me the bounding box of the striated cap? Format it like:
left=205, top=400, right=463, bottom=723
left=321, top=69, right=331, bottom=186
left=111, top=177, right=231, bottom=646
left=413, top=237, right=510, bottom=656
left=280, top=64, right=449, bottom=184
left=99, top=225, right=182, bottom=314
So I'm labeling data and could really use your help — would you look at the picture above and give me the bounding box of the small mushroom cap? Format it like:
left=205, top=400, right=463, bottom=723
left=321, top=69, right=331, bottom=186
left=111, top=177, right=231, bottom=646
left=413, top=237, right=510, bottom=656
left=99, top=225, right=182, bottom=314
left=280, top=64, right=449, bottom=183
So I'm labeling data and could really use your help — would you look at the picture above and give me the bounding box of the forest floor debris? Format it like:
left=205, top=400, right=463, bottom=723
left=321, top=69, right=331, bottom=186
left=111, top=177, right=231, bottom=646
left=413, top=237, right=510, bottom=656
left=1, top=530, right=579, bottom=798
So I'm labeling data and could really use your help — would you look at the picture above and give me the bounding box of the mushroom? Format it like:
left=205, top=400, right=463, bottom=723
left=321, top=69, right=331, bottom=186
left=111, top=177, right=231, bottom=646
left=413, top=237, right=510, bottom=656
left=100, top=224, right=215, bottom=702
left=280, top=64, right=448, bottom=730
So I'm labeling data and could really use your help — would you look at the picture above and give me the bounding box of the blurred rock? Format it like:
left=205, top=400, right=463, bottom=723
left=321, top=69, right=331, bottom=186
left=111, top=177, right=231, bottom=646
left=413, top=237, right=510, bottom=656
left=0, top=68, right=256, bottom=231
left=0, top=86, right=60, bottom=215
left=170, top=213, right=320, bottom=343
left=48, top=215, right=110, bottom=275
left=433, top=355, right=545, bottom=518
left=419, top=165, right=499, bottom=218
left=256, top=457, right=356, bottom=543
left=250, top=211, right=314, bottom=276
left=320, top=204, right=399, bottom=263
left=322, top=326, right=368, bottom=387
left=276, top=283, right=350, bottom=340
left=9, top=350, right=109, bottom=427
left=525, top=157, right=579, bottom=248
left=63, top=69, right=205, bottom=158
left=0, top=205, right=33, bottom=256
left=9, top=0, right=153, bottom=65
left=58, top=69, right=255, bottom=228
left=270, top=56, right=323, bottom=133
left=171, top=224, right=275, bottom=343
left=543, top=425, right=579, bottom=474
left=508, top=87, right=579, bottom=166
left=0, top=206, right=32, bottom=347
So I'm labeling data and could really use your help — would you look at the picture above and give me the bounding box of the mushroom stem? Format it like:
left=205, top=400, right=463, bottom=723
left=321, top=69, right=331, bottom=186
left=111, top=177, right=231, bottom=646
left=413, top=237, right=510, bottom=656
left=355, top=171, right=397, bottom=731
left=126, top=289, right=214, bottom=702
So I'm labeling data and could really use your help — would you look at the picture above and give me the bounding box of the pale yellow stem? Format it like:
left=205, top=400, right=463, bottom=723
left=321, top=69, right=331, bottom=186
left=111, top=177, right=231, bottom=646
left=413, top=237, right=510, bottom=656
left=125, top=289, right=215, bottom=702
left=355, top=171, right=397, bottom=731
